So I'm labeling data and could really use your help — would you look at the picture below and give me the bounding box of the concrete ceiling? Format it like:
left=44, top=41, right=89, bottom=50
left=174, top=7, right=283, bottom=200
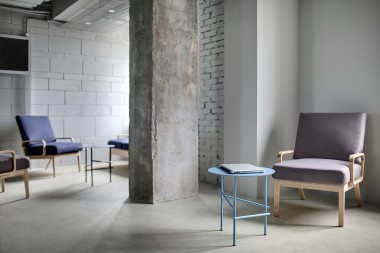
left=0, top=0, right=45, bottom=9
left=0, top=0, right=129, bottom=33
left=53, top=0, right=130, bottom=33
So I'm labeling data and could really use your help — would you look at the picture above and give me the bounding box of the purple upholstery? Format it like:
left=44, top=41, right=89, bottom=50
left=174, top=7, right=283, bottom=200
left=0, top=154, right=30, bottom=174
left=273, top=113, right=366, bottom=185
left=108, top=138, right=129, bottom=150
left=15, top=115, right=82, bottom=155
left=272, top=158, right=362, bottom=184
left=293, top=113, right=366, bottom=161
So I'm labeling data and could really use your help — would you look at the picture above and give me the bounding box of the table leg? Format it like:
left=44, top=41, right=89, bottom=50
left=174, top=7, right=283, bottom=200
left=220, top=175, right=224, bottom=231
left=109, top=148, right=112, bottom=183
left=233, top=176, right=237, bottom=246
left=264, top=175, right=268, bottom=235
left=85, top=148, right=87, bottom=183
left=91, top=148, right=94, bottom=187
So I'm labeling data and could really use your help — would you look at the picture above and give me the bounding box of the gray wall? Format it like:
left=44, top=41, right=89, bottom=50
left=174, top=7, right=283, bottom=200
left=224, top=0, right=298, bottom=198
left=299, top=0, right=380, bottom=203
left=206, top=0, right=380, bottom=204
left=224, top=0, right=258, bottom=197
left=257, top=0, right=299, bottom=197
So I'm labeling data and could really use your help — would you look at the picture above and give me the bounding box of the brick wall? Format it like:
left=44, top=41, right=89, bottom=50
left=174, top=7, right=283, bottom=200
left=0, top=10, right=129, bottom=167
left=198, top=0, right=225, bottom=183
left=0, top=10, right=41, bottom=155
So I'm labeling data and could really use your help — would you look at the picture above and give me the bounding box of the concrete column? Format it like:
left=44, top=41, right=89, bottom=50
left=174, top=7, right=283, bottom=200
left=129, top=0, right=198, bottom=203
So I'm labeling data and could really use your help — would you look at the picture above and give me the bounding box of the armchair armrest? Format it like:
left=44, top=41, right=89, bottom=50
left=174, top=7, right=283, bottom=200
left=277, top=150, right=294, bottom=162
left=117, top=134, right=129, bottom=139
left=0, top=150, right=16, bottom=173
left=22, top=140, right=47, bottom=157
left=56, top=137, right=74, bottom=142
left=349, top=153, right=365, bottom=186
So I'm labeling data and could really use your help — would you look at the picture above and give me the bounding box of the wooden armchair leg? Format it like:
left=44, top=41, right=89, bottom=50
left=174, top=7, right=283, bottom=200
left=274, top=180, right=280, bottom=217
left=77, top=154, right=81, bottom=172
left=354, top=184, right=362, bottom=207
left=45, top=159, right=52, bottom=170
left=338, top=187, right=345, bottom=227
left=1, top=177, right=4, bottom=192
left=23, top=170, right=30, bottom=198
left=53, top=157, right=57, bottom=177
left=298, top=188, right=305, bottom=200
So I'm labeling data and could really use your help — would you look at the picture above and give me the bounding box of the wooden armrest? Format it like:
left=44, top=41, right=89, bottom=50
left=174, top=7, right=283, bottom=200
left=348, top=153, right=365, bottom=186
left=117, top=134, right=129, bottom=139
left=56, top=137, right=74, bottom=142
left=22, top=140, right=47, bottom=157
left=0, top=150, right=17, bottom=173
left=277, top=150, right=294, bottom=162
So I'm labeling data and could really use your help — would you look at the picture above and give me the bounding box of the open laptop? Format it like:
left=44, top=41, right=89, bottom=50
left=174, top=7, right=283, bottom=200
left=219, top=163, right=264, bottom=174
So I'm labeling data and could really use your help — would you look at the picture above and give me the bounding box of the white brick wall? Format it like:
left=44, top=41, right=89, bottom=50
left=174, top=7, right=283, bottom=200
left=31, top=22, right=129, bottom=163
left=83, top=61, right=112, bottom=76
left=199, top=0, right=225, bottom=184
left=82, top=40, right=111, bottom=57
left=50, top=58, right=82, bottom=74
left=0, top=10, right=130, bottom=166
left=49, top=79, right=81, bottom=91
left=49, top=36, right=81, bottom=54
left=82, top=81, right=111, bottom=92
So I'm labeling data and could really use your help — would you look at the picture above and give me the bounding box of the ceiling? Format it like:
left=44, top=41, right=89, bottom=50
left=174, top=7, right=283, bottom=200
left=0, top=0, right=130, bottom=33
left=0, top=0, right=45, bottom=9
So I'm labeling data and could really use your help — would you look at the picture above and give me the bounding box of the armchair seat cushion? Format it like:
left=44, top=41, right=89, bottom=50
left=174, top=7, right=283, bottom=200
left=108, top=138, right=129, bottom=150
left=26, top=142, right=83, bottom=156
left=0, top=154, right=30, bottom=174
left=273, top=158, right=362, bottom=185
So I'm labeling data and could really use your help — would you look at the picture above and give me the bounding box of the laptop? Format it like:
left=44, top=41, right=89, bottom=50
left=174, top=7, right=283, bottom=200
left=219, top=163, right=264, bottom=174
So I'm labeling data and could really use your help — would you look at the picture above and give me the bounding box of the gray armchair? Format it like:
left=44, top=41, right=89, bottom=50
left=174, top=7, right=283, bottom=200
left=272, top=113, right=366, bottom=227
left=0, top=150, right=30, bottom=199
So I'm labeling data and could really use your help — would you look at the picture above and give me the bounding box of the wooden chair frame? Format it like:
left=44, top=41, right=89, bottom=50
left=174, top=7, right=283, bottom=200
left=110, top=134, right=129, bottom=160
left=0, top=150, right=30, bottom=198
left=274, top=150, right=365, bottom=227
left=21, top=137, right=81, bottom=177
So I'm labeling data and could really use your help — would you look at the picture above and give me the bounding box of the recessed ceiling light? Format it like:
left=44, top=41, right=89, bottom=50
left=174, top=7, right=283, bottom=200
left=108, top=9, right=115, bottom=13
left=85, top=22, right=92, bottom=25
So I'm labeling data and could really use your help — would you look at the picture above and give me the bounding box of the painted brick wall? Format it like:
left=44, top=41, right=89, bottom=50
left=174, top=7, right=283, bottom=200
left=0, top=10, right=129, bottom=167
left=0, top=10, right=41, bottom=156
left=198, top=0, right=225, bottom=183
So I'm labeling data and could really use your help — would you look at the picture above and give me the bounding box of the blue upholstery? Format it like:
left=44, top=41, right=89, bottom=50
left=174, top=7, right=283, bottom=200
left=26, top=142, right=82, bottom=156
left=108, top=138, right=129, bottom=150
left=15, top=116, right=56, bottom=142
left=15, top=115, right=82, bottom=155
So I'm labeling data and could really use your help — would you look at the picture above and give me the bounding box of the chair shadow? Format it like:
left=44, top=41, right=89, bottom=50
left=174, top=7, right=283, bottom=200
left=0, top=196, right=28, bottom=206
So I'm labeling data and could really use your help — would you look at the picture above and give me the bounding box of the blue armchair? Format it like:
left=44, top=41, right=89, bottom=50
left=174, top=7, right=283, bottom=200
left=15, top=116, right=82, bottom=177
left=108, top=134, right=129, bottom=161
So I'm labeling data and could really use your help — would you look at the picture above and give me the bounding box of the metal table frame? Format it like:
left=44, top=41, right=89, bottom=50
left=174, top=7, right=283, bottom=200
left=81, top=144, right=114, bottom=186
left=208, top=166, right=275, bottom=246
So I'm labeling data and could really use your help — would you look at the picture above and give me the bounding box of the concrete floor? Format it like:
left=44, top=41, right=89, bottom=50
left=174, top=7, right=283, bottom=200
left=1, top=163, right=380, bottom=253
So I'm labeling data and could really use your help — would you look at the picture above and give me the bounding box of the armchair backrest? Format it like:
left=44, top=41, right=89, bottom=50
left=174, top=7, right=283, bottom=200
left=294, top=113, right=366, bottom=161
left=15, top=116, right=56, bottom=142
